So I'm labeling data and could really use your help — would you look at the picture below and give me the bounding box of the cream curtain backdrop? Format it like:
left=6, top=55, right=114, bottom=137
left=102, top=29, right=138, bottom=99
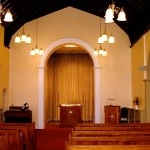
left=46, top=53, right=94, bottom=122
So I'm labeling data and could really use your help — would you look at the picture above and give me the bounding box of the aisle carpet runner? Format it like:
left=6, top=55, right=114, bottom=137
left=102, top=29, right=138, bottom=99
left=36, top=126, right=72, bottom=150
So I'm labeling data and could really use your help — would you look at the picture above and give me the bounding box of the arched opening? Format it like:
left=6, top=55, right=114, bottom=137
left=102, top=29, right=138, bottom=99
left=38, top=38, right=101, bottom=129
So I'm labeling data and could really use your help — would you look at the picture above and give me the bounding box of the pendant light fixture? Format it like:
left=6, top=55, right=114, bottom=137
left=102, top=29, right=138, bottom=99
left=0, top=0, right=13, bottom=23
left=14, top=25, right=32, bottom=43
left=30, top=19, right=43, bottom=56
left=94, top=45, right=107, bottom=56
left=99, top=21, right=115, bottom=44
left=105, top=1, right=126, bottom=23
left=98, top=17, right=104, bottom=44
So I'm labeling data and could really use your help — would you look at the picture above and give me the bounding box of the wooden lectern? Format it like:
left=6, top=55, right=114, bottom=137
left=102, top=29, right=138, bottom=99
left=60, top=104, right=82, bottom=125
left=105, top=105, right=121, bottom=123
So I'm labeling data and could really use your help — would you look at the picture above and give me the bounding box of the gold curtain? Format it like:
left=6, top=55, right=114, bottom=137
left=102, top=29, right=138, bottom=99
left=47, top=53, right=94, bottom=121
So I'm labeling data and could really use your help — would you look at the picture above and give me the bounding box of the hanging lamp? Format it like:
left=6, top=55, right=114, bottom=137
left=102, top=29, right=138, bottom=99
left=0, top=1, right=13, bottom=23
left=105, top=1, right=126, bottom=23
left=14, top=25, right=32, bottom=43
left=30, top=19, right=43, bottom=56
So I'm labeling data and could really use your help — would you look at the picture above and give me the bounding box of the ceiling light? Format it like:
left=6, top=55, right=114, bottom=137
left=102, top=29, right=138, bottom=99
left=108, top=34, right=115, bottom=43
left=94, top=48, right=99, bottom=56
left=117, top=8, right=126, bottom=21
left=0, top=1, right=13, bottom=23
left=94, top=45, right=108, bottom=56
left=14, top=34, right=21, bottom=43
left=21, top=28, right=27, bottom=42
left=102, top=49, right=107, bottom=56
left=25, top=35, right=32, bottom=43
left=102, top=32, right=108, bottom=42
left=64, top=44, right=78, bottom=48
left=3, top=10, right=13, bottom=22
left=101, top=23, right=115, bottom=43
left=105, top=1, right=126, bottom=23
left=30, top=19, right=43, bottom=56
left=15, top=25, right=32, bottom=43
left=99, top=45, right=104, bottom=55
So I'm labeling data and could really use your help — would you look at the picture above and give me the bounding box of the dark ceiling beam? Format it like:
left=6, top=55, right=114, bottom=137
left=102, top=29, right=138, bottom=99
left=3, top=0, right=150, bottom=48
left=128, top=0, right=150, bottom=47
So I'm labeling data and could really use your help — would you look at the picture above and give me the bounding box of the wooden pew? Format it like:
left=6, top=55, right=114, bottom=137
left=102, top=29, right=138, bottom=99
left=75, top=123, right=150, bottom=127
left=71, top=130, right=150, bottom=137
left=66, top=144, right=150, bottom=150
left=74, top=125, right=150, bottom=131
left=68, top=135, right=150, bottom=145
left=69, top=123, right=150, bottom=148
left=0, top=136, right=7, bottom=150
left=0, top=122, right=36, bottom=150
left=0, top=129, right=23, bottom=150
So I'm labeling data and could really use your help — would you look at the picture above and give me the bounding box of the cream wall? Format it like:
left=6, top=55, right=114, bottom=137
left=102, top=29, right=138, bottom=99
left=131, top=30, right=150, bottom=122
left=9, top=7, right=131, bottom=128
left=0, top=25, right=9, bottom=111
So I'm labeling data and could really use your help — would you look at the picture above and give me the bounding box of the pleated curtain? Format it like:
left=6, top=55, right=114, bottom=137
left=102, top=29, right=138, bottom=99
left=46, top=53, right=94, bottom=122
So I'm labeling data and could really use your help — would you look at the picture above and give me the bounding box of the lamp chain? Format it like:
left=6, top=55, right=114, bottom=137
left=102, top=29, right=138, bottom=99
left=36, top=18, right=38, bottom=47
left=99, top=17, right=102, bottom=36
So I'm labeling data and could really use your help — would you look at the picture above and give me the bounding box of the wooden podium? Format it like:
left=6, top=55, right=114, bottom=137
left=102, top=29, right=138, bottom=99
left=104, top=105, right=121, bottom=123
left=60, top=104, right=82, bottom=125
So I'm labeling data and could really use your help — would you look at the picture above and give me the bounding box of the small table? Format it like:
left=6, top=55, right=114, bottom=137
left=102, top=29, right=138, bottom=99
left=4, top=110, right=32, bottom=123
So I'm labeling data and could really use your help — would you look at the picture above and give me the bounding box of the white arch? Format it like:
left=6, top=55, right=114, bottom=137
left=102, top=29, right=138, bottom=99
left=38, top=38, right=101, bottom=129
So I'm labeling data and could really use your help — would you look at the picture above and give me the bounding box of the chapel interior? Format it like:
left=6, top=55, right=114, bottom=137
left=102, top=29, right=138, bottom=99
left=0, top=0, right=150, bottom=149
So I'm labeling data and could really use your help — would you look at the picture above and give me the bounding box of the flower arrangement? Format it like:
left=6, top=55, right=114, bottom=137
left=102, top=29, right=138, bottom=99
left=133, top=96, right=139, bottom=105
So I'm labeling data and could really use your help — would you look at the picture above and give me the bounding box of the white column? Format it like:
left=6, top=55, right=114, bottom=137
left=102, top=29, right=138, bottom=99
left=38, top=67, right=45, bottom=129
left=94, top=67, right=101, bottom=123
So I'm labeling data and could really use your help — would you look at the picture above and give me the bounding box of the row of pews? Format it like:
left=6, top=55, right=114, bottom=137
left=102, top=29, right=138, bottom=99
left=0, top=122, right=36, bottom=150
left=66, top=123, right=150, bottom=150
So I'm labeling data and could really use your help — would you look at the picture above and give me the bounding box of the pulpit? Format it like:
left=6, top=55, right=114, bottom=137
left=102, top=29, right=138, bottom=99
left=104, top=105, right=121, bottom=123
left=60, top=104, right=82, bottom=125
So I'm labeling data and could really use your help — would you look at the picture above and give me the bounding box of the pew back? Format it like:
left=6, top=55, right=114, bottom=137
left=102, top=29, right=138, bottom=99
left=74, top=126, right=150, bottom=131
left=0, top=129, right=22, bottom=150
left=0, top=122, right=35, bottom=150
left=0, top=136, right=7, bottom=150
left=66, top=145, right=150, bottom=150
left=69, top=135, right=150, bottom=145
left=75, top=123, right=150, bottom=127
left=72, top=130, right=150, bottom=137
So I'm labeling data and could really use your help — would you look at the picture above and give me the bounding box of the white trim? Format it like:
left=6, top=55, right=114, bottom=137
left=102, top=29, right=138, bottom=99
left=38, top=38, right=101, bottom=129
left=143, top=35, right=147, bottom=79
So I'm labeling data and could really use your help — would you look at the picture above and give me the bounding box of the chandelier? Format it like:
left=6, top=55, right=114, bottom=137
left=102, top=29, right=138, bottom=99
left=30, top=19, right=43, bottom=55
left=105, top=1, right=126, bottom=23
left=0, top=0, right=13, bottom=23
left=98, top=18, right=115, bottom=44
left=94, top=45, right=107, bottom=56
left=14, top=25, right=32, bottom=43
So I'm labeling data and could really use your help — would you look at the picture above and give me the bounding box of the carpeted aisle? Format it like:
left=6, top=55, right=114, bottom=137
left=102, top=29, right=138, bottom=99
left=36, top=126, right=72, bottom=150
